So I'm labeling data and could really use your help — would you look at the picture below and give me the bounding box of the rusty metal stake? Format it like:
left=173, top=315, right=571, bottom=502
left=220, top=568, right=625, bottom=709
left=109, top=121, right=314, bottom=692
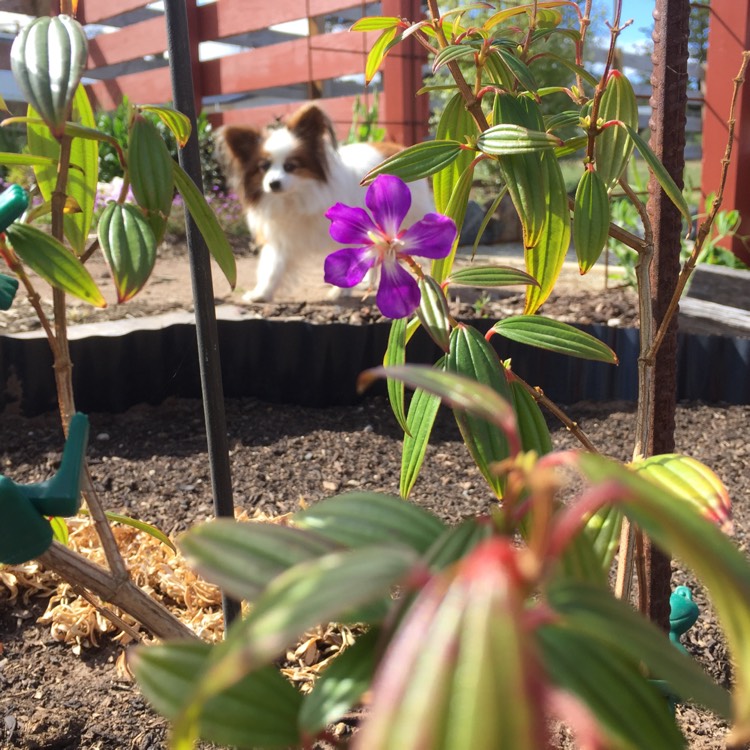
left=641, top=0, right=690, bottom=631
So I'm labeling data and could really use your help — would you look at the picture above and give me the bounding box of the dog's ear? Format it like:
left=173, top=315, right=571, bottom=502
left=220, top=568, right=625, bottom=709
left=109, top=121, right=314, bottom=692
left=216, top=126, right=260, bottom=169
left=287, top=104, right=338, bottom=147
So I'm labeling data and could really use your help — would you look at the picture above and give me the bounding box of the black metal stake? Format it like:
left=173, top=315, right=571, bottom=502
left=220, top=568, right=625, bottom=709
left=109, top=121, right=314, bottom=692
left=163, top=0, right=241, bottom=627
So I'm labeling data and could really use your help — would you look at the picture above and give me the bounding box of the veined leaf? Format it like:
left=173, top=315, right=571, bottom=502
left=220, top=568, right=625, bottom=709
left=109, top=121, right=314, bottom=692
left=544, top=109, right=583, bottom=133
left=577, top=452, right=750, bottom=743
left=492, top=315, right=618, bottom=363
left=447, top=325, right=516, bottom=497
left=495, top=47, right=538, bottom=93
left=579, top=503, right=623, bottom=574
left=294, top=492, right=446, bottom=554
left=6, top=223, right=106, bottom=307
left=483, top=1, right=576, bottom=30
left=173, top=163, right=237, bottom=289
left=538, top=624, right=685, bottom=749
left=365, top=26, right=399, bottom=84
left=555, top=135, right=588, bottom=158
left=596, top=70, right=638, bottom=192
left=180, top=520, right=339, bottom=602
left=548, top=581, right=731, bottom=718
left=416, top=275, right=451, bottom=352
left=385, top=317, right=409, bottom=434
left=424, top=517, right=494, bottom=571
left=449, top=264, right=539, bottom=288
left=624, top=124, right=691, bottom=226
left=401, top=383, right=442, bottom=499
left=0, top=151, right=56, bottom=168
left=363, top=140, right=465, bottom=184
left=477, top=123, right=561, bottom=155
left=431, top=159, right=476, bottom=282
left=98, top=202, right=157, bottom=302
left=630, top=454, right=731, bottom=532
left=573, top=168, right=611, bottom=274
left=132, top=643, right=303, bottom=749
left=508, top=377, right=552, bottom=455
left=351, top=16, right=401, bottom=31
left=524, top=151, right=571, bottom=313
left=432, top=43, right=479, bottom=73
left=139, top=104, right=192, bottom=147
left=433, top=92, right=479, bottom=214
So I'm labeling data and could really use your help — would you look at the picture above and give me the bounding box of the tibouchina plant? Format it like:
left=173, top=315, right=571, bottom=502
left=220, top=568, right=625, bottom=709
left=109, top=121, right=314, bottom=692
left=132, top=2, right=750, bottom=750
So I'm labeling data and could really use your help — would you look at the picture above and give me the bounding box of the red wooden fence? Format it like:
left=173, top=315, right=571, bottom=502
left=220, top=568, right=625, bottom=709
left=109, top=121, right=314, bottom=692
left=76, top=0, right=428, bottom=145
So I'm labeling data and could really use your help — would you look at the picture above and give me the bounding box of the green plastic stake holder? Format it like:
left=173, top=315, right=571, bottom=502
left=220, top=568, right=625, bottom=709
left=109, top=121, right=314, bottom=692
left=0, top=413, right=90, bottom=565
left=0, top=184, right=29, bottom=311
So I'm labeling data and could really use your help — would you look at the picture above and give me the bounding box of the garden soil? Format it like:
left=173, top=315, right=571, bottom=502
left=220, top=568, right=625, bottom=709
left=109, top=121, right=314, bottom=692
left=0, top=241, right=747, bottom=749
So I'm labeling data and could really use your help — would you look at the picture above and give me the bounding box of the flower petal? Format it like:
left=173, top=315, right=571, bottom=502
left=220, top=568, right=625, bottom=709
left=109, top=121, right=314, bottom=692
left=399, top=213, right=457, bottom=259
left=366, top=175, right=411, bottom=237
left=326, top=203, right=377, bottom=245
left=377, top=258, right=421, bottom=318
left=324, top=246, right=375, bottom=288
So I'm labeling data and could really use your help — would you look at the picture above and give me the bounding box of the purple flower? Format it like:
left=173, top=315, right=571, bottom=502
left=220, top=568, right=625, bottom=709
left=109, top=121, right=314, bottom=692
left=324, top=175, right=456, bottom=318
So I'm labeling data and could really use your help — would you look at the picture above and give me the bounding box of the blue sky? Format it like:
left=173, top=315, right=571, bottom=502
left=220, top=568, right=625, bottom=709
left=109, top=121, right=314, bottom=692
left=611, top=0, right=655, bottom=49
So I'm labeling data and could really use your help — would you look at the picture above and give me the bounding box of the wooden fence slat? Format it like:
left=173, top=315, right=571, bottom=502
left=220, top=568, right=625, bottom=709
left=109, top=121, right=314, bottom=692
left=87, top=16, right=166, bottom=69
left=87, top=66, right=172, bottom=110
left=80, top=0, right=150, bottom=25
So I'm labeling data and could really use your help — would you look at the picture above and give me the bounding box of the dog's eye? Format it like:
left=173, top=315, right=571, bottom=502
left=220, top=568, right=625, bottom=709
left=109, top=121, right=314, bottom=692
left=257, top=159, right=271, bottom=173
left=283, top=160, right=298, bottom=173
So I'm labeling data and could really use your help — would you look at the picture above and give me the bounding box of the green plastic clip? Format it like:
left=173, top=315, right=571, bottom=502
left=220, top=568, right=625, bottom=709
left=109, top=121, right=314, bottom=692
left=0, top=184, right=29, bottom=234
left=0, top=413, right=90, bottom=565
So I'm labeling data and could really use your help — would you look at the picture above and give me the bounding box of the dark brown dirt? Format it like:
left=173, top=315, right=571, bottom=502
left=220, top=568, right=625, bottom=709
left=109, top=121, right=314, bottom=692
left=0, top=239, right=743, bottom=749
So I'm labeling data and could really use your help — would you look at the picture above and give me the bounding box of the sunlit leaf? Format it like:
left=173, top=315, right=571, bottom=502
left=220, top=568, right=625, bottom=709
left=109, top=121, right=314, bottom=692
left=365, top=26, right=399, bottom=84
left=0, top=151, right=56, bottom=168
left=448, top=264, right=539, bottom=288
left=49, top=516, right=69, bottom=545
left=477, top=123, right=561, bottom=155
left=350, top=16, right=401, bottom=31
left=385, top=317, right=409, bottom=434
left=363, top=140, right=465, bottom=184
left=508, top=377, right=552, bottom=455
left=432, top=43, right=480, bottom=73
left=6, top=223, right=106, bottom=307
left=416, top=275, right=451, bottom=352
left=132, top=643, right=302, bottom=749
left=173, top=163, right=237, bottom=288
left=524, top=151, right=570, bottom=313
left=139, top=104, right=192, bottom=147
left=180, top=520, right=339, bottom=602
left=400, top=382, right=442, bottom=499
left=294, top=492, right=445, bottom=554
left=573, top=168, right=611, bottom=274
left=492, top=315, right=618, bottom=363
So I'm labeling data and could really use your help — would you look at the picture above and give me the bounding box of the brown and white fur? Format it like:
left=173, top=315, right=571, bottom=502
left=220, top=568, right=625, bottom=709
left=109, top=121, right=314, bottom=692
left=217, top=103, right=434, bottom=302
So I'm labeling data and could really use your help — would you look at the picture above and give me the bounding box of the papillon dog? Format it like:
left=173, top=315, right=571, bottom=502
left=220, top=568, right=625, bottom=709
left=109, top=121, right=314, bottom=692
left=217, top=103, right=433, bottom=302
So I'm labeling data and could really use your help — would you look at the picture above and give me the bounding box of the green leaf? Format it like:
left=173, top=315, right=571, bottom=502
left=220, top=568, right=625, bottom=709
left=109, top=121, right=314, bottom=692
left=542, top=52, right=599, bottom=87
left=293, top=492, right=445, bottom=555
left=432, top=43, right=479, bottom=73
left=97, top=202, right=157, bottom=302
left=180, top=520, right=339, bottom=602
left=139, top=105, right=192, bottom=147
left=49, top=516, right=69, bottom=545
left=573, top=168, right=611, bottom=273
left=360, top=362, right=517, bottom=447
left=400, top=384, right=442, bottom=499
left=579, top=503, right=622, bottom=574
left=350, top=16, right=401, bottom=31
left=508, top=377, right=552, bottom=455
left=630, top=454, right=731, bottom=531
left=544, top=109, right=583, bottom=133
left=448, top=264, right=539, bottom=288
left=132, top=642, right=303, bottom=749
left=6, top=223, right=106, bottom=307
left=173, top=163, right=237, bottom=289
left=495, top=47, right=538, bottom=93
left=365, top=26, right=399, bottom=84
left=577, top=452, right=750, bottom=742
left=0, top=151, right=56, bottom=168
left=554, top=135, right=588, bottom=158
left=431, top=160, right=476, bottom=283
left=447, top=325, right=516, bottom=497
left=424, top=517, right=494, bottom=571
left=492, top=315, right=618, bottom=363
left=385, top=317, right=409, bottom=435
left=538, top=624, right=686, bottom=749
left=363, top=140, right=465, bottom=184
left=524, top=151, right=570, bottom=313
left=416, top=275, right=451, bottom=352
left=548, top=581, right=731, bottom=718
left=299, top=628, right=380, bottom=735
left=624, top=124, right=691, bottom=225
left=483, top=1, right=574, bottom=30
left=477, top=123, right=561, bottom=155
left=596, top=71, right=638, bottom=192
left=433, top=93, right=480, bottom=214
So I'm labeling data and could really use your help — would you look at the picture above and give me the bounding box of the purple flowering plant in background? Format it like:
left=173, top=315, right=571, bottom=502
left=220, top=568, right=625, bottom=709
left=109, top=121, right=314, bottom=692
left=324, top=174, right=456, bottom=318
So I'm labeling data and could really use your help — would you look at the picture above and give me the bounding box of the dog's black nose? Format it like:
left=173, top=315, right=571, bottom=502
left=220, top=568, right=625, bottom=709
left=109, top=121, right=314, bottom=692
left=268, top=179, right=283, bottom=192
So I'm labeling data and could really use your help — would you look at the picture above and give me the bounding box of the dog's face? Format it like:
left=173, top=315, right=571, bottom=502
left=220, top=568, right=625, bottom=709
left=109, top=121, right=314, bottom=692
left=217, top=104, right=337, bottom=206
